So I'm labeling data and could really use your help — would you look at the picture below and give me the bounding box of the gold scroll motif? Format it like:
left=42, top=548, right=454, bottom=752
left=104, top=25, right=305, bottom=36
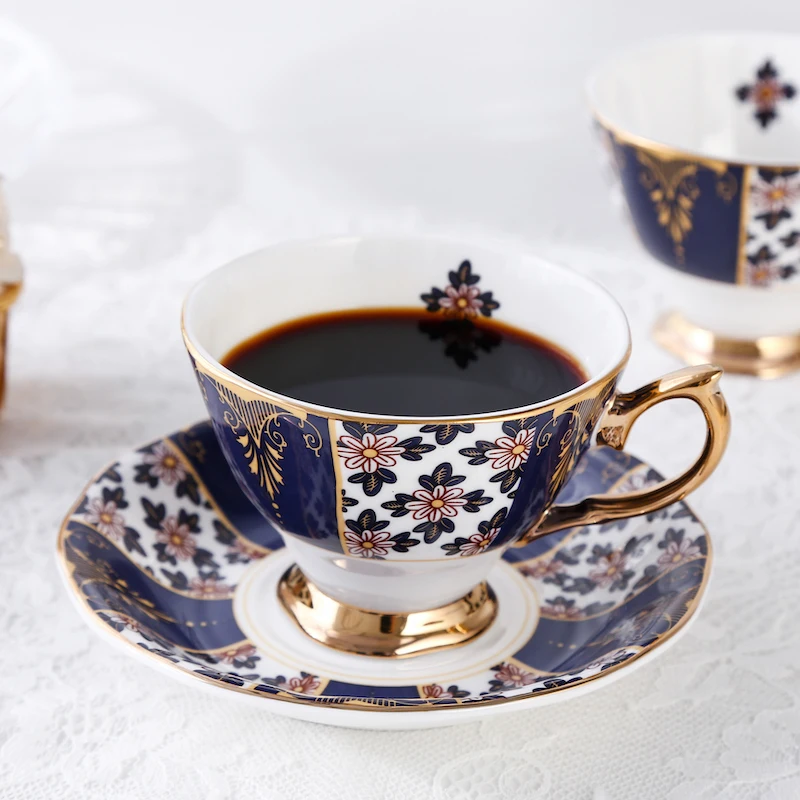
left=636, top=150, right=736, bottom=263
left=211, top=380, right=323, bottom=506
left=535, top=395, right=606, bottom=498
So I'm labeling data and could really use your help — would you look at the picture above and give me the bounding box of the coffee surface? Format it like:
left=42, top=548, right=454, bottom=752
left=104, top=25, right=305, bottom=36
left=222, top=309, right=586, bottom=416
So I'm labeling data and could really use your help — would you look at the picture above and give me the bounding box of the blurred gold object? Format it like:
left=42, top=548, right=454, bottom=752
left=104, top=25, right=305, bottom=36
left=654, top=312, right=800, bottom=379
left=0, top=186, right=22, bottom=408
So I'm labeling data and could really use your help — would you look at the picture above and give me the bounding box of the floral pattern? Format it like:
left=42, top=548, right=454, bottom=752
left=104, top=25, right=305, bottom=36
left=736, top=60, right=796, bottom=129
left=263, top=672, right=321, bottom=694
left=336, top=422, right=435, bottom=497
left=421, top=259, right=499, bottom=319
left=744, top=169, right=800, bottom=288
left=421, top=684, right=470, bottom=700
left=487, top=662, right=537, bottom=691
left=381, top=462, right=491, bottom=544
left=85, top=496, right=126, bottom=540
left=134, top=441, right=201, bottom=504
left=62, top=424, right=711, bottom=712
left=342, top=509, right=419, bottom=558
left=441, top=507, right=506, bottom=556
left=745, top=244, right=796, bottom=287
left=459, top=418, right=537, bottom=495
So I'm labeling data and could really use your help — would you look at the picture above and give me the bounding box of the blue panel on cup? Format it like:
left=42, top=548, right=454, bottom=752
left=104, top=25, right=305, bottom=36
left=196, top=370, right=342, bottom=552
left=168, top=421, right=283, bottom=551
left=612, top=136, right=744, bottom=285
left=493, top=385, right=615, bottom=553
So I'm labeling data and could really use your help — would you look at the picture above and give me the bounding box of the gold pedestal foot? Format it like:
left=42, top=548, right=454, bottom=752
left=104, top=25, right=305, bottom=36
left=277, top=564, right=498, bottom=658
left=653, top=312, right=800, bottom=379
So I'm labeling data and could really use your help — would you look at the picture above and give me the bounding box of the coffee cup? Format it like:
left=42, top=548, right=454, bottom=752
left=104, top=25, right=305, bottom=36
left=588, top=32, right=800, bottom=377
left=182, top=237, right=729, bottom=657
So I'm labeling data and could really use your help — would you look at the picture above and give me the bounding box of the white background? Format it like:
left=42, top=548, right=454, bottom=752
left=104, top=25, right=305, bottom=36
left=1, top=2, right=799, bottom=798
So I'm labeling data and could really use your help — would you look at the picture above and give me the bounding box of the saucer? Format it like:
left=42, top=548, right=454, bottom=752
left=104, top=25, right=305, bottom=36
left=57, top=421, right=711, bottom=730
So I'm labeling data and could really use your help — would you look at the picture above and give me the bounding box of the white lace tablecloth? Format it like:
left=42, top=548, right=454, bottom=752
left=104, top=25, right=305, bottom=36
left=1, top=4, right=800, bottom=797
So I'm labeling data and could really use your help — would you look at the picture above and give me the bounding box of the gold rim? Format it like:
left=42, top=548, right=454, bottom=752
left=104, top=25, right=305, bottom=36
left=56, top=437, right=713, bottom=714
left=653, top=312, right=800, bottom=379
left=593, top=108, right=800, bottom=171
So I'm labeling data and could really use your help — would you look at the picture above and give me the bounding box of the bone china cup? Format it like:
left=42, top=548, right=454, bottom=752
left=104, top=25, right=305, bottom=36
left=182, top=237, right=730, bottom=657
left=588, top=32, right=800, bottom=376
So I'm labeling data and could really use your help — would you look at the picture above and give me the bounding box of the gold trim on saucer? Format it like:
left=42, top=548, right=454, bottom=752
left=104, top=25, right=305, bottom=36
left=653, top=311, right=800, bottom=379
left=276, top=564, right=498, bottom=658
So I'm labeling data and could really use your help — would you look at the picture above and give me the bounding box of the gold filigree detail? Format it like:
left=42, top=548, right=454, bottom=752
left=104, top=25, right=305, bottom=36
left=637, top=151, right=700, bottom=264
left=597, top=425, right=624, bottom=449
left=535, top=396, right=604, bottom=497
left=715, top=171, right=738, bottom=203
left=212, top=380, right=323, bottom=506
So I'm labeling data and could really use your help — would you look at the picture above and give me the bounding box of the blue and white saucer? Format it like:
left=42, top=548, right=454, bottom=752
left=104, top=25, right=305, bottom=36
left=57, top=421, right=711, bottom=730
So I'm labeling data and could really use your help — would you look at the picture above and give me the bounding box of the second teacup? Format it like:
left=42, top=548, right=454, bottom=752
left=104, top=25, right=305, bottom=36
left=182, top=237, right=729, bottom=657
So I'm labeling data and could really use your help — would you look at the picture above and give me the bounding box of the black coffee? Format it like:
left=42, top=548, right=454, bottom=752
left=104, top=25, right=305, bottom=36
left=222, top=309, right=586, bottom=416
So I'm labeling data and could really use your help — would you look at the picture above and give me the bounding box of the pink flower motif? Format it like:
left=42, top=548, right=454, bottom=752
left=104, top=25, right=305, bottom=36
left=494, top=662, right=536, bottom=688
left=156, top=516, right=198, bottom=560
left=657, top=537, right=701, bottom=567
left=485, top=429, right=536, bottom=471
left=751, top=174, right=800, bottom=213
left=438, top=283, right=484, bottom=317
left=141, top=442, right=187, bottom=485
left=188, top=576, right=233, bottom=598
left=406, top=485, right=466, bottom=522
left=337, top=432, right=406, bottom=473
left=218, top=643, right=257, bottom=665
left=422, top=684, right=453, bottom=699
left=520, top=558, right=562, bottom=580
left=279, top=674, right=321, bottom=694
left=589, top=550, right=628, bottom=588
left=85, top=498, right=126, bottom=540
left=457, top=527, right=500, bottom=557
left=344, top=529, right=393, bottom=558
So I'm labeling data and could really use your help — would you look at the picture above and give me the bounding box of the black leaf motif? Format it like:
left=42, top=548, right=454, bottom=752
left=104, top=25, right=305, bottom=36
left=389, top=532, right=421, bottom=553
left=141, top=498, right=166, bottom=530
left=102, top=486, right=128, bottom=509
left=161, top=569, right=190, bottom=591
left=397, top=436, right=437, bottom=460
left=123, top=527, right=146, bottom=556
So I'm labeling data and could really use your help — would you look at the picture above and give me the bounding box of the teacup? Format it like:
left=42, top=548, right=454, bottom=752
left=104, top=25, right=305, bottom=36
left=182, top=237, right=729, bottom=657
left=588, top=32, right=800, bottom=377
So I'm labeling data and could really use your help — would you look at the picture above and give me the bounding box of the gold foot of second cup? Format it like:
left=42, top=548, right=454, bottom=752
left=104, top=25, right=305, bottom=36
left=653, top=311, right=800, bottom=379
left=277, top=564, right=498, bottom=658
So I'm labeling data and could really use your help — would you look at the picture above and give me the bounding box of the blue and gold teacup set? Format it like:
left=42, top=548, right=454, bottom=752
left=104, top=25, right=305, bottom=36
left=589, top=32, right=800, bottom=377
left=58, top=32, right=800, bottom=730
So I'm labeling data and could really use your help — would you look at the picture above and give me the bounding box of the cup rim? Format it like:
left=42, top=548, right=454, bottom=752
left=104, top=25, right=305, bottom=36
left=182, top=235, right=631, bottom=424
left=586, top=30, right=800, bottom=169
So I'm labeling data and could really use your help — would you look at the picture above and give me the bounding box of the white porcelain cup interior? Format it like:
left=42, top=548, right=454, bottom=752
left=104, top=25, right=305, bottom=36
left=588, top=32, right=800, bottom=165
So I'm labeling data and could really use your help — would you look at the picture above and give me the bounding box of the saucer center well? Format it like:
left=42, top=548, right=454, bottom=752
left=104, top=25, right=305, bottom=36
left=233, top=550, right=539, bottom=687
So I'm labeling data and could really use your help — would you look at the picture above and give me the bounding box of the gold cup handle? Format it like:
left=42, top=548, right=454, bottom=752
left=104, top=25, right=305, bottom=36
left=521, top=365, right=730, bottom=541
